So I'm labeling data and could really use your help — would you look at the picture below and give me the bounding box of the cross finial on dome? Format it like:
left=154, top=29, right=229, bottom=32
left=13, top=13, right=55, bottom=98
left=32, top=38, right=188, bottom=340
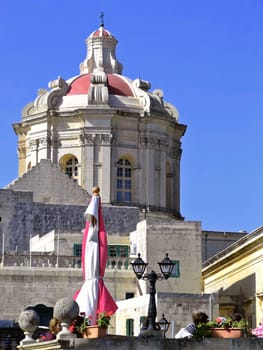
left=99, top=11, right=104, bottom=27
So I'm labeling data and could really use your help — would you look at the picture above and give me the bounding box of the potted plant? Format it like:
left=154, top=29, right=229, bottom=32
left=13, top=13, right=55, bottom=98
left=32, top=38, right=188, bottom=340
left=208, top=315, right=248, bottom=338
left=69, top=313, right=90, bottom=338
left=84, top=311, right=112, bottom=338
left=195, top=322, right=213, bottom=339
left=69, top=311, right=112, bottom=338
left=97, top=311, right=112, bottom=328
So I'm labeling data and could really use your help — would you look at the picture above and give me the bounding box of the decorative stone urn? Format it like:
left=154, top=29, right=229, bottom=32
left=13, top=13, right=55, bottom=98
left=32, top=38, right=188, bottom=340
left=18, top=309, right=40, bottom=345
left=54, top=297, right=79, bottom=340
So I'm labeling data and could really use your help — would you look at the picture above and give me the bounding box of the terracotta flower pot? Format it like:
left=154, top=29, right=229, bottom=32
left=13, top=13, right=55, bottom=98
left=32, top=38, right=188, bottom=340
left=83, top=325, right=107, bottom=338
left=212, top=328, right=243, bottom=338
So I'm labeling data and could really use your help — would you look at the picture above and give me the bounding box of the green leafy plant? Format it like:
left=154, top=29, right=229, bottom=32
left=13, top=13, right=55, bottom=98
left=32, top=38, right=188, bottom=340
left=76, top=315, right=90, bottom=333
left=194, top=314, right=249, bottom=339
left=194, top=322, right=213, bottom=339
left=70, top=313, right=91, bottom=335
left=208, top=316, right=247, bottom=329
left=97, top=311, right=112, bottom=328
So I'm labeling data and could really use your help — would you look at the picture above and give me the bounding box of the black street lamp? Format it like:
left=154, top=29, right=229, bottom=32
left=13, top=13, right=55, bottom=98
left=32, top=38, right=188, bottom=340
left=131, top=253, right=175, bottom=334
left=157, top=314, right=171, bottom=337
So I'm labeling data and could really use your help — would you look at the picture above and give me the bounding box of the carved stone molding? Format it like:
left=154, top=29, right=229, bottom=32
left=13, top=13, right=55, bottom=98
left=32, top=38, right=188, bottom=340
left=18, top=142, right=27, bottom=158
left=139, top=136, right=162, bottom=150
left=46, top=77, right=69, bottom=109
left=88, top=72, right=109, bottom=105
left=79, top=133, right=96, bottom=146
left=133, top=79, right=151, bottom=91
left=159, top=140, right=168, bottom=152
left=100, top=133, right=112, bottom=145
left=29, top=139, right=39, bottom=151
left=171, top=146, right=182, bottom=160
left=80, top=132, right=112, bottom=146
left=23, top=77, right=69, bottom=116
left=38, top=137, right=51, bottom=148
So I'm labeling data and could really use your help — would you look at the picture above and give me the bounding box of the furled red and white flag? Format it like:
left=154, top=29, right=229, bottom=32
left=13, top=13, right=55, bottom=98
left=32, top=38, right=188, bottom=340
left=74, top=191, right=117, bottom=324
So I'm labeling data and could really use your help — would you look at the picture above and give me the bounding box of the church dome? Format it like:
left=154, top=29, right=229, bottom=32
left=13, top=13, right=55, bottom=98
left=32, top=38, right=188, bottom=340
left=66, top=73, right=135, bottom=97
left=21, top=24, right=179, bottom=120
left=14, top=20, right=186, bottom=217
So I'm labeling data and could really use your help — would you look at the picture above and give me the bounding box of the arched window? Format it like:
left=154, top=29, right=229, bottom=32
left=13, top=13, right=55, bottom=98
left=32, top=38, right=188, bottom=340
left=116, top=159, right=132, bottom=202
left=65, top=157, right=78, bottom=180
left=59, top=155, right=79, bottom=182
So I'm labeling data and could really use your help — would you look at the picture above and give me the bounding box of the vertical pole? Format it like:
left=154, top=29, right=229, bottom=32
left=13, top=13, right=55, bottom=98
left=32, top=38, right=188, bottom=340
left=147, top=271, right=158, bottom=331
left=56, top=230, right=60, bottom=267
left=29, top=235, right=32, bottom=268
left=171, top=320, right=175, bottom=338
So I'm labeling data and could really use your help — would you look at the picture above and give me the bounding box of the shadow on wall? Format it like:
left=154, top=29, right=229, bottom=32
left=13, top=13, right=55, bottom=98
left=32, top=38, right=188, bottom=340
left=218, top=273, right=256, bottom=327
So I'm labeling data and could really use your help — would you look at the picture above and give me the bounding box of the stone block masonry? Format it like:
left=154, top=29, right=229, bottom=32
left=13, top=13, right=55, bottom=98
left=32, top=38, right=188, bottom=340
left=0, top=189, right=140, bottom=251
left=16, top=335, right=263, bottom=350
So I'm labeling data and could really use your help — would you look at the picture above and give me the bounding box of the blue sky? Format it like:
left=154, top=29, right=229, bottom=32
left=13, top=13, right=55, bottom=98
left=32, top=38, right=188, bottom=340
left=0, top=0, right=262, bottom=233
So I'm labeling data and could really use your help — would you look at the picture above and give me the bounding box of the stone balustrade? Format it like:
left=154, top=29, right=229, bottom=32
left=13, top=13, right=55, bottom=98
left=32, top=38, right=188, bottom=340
left=0, top=252, right=132, bottom=270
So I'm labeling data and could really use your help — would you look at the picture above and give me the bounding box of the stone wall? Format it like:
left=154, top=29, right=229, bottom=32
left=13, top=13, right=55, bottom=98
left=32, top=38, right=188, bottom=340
left=0, top=189, right=140, bottom=250
left=73, top=337, right=263, bottom=350
left=115, top=292, right=218, bottom=338
left=6, top=159, right=89, bottom=206
left=16, top=335, right=263, bottom=350
left=130, top=213, right=203, bottom=295
left=0, top=266, right=136, bottom=322
left=157, top=292, right=219, bottom=338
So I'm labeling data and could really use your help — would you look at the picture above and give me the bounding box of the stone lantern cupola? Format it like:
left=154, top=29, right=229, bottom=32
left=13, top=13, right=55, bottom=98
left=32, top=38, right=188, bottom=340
left=80, top=23, right=123, bottom=75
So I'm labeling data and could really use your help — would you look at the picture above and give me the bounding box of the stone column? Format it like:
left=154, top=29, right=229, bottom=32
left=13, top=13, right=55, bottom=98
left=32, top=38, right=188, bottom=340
left=17, top=140, right=27, bottom=176
left=144, top=137, right=155, bottom=207
left=100, top=133, right=112, bottom=203
left=38, top=136, right=51, bottom=161
left=29, top=139, right=39, bottom=167
left=82, top=133, right=96, bottom=192
left=159, top=141, right=168, bottom=208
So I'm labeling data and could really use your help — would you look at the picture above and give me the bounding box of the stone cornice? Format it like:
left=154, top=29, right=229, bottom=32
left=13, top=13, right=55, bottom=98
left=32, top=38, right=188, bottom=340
left=139, top=137, right=168, bottom=151
left=79, top=132, right=112, bottom=146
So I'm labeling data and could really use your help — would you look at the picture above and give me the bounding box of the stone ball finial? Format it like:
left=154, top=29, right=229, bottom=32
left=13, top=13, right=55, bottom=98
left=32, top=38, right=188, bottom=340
left=18, top=310, right=40, bottom=333
left=54, top=298, right=79, bottom=324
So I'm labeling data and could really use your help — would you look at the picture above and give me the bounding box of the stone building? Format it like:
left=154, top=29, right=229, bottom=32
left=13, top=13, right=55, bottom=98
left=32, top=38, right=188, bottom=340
left=203, top=225, right=263, bottom=328
left=0, top=20, right=248, bottom=339
left=12, top=23, right=186, bottom=217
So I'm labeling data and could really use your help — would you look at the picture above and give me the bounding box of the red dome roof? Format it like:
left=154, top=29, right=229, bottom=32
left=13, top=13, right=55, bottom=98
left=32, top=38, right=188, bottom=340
left=92, top=29, right=110, bottom=37
left=66, top=74, right=134, bottom=97
left=89, top=27, right=116, bottom=39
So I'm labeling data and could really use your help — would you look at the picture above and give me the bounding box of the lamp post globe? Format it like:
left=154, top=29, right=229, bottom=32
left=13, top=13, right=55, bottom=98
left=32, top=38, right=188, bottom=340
left=130, top=253, right=148, bottom=279
left=158, top=253, right=175, bottom=279
left=158, top=314, right=171, bottom=337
